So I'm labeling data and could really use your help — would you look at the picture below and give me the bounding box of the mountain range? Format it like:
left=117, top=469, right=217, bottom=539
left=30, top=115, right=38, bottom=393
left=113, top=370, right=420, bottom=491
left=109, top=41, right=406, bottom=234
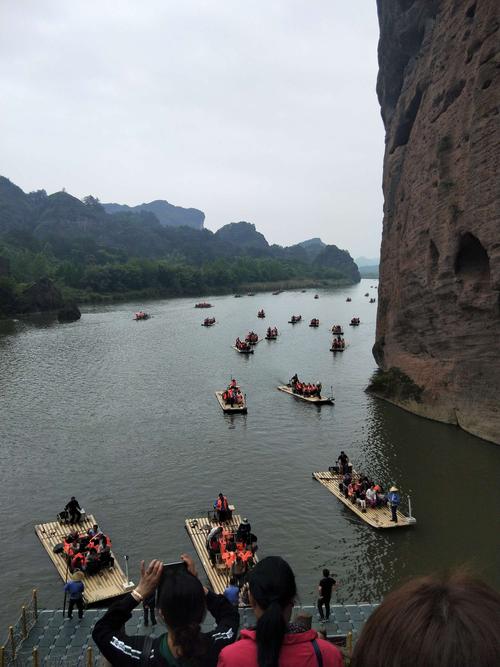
left=0, top=176, right=360, bottom=281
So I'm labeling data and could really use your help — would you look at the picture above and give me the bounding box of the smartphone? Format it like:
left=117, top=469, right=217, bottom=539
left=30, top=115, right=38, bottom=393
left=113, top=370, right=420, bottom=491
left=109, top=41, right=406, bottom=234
left=157, top=560, right=188, bottom=602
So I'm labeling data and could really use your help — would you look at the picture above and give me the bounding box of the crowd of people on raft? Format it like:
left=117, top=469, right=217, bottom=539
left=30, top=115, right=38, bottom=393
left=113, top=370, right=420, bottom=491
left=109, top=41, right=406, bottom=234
left=58, top=499, right=114, bottom=574
left=331, top=337, right=346, bottom=350
left=245, top=331, right=259, bottom=344
left=289, top=314, right=302, bottom=323
left=222, top=380, right=245, bottom=407
left=289, top=373, right=322, bottom=397
left=334, top=452, right=401, bottom=522
left=310, top=318, right=319, bottom=327
left=265, top=326, right=278, bottom=338
left=257, top=309, right=265, bottom=318
left=349, top=317, right=360, bottom=326
left=203, top=317, right=216, bottom=326
left=234, top=337, right=252, bottom=351
left=331, top=324, right=343, bottom=334
left=133, top=311, right=149, bottom=320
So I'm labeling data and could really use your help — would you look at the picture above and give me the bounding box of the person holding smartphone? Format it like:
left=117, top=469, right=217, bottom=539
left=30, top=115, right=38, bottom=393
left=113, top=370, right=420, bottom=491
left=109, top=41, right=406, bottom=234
left=92, top=554, right=239, bottom=666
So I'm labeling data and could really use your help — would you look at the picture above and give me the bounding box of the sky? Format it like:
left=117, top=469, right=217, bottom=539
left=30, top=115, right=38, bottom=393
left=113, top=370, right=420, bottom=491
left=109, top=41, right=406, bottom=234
left=0, top=1, right=384, bottom=259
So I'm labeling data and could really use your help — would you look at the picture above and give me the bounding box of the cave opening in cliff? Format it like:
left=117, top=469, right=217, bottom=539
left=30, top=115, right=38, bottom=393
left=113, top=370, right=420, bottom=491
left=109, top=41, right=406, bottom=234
left=454, top=232, right=490, bottom=282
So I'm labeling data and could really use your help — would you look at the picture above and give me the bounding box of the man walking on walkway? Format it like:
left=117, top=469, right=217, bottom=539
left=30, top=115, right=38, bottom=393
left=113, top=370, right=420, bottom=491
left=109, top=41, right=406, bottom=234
left=317, top=568, right=337, bottom=622
left=65, top=573, right=85, bottom=620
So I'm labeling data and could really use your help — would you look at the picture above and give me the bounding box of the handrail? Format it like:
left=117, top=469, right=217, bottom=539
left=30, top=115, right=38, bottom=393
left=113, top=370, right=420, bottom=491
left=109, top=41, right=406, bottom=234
left=1, top=590, right=38, bottom=666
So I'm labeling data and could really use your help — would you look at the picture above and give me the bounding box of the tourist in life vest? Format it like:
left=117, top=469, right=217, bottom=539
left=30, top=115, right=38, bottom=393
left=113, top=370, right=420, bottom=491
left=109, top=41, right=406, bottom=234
left=218, top=556, right=343, bottom=667
left=215, top=493, right=231, bottom=522
left=387, top=486, right=401, bottom=522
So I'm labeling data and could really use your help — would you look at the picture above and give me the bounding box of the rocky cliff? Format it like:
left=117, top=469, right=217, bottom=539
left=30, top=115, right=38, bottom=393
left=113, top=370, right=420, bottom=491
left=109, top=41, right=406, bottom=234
left=373, top=0, right=500, bottom=444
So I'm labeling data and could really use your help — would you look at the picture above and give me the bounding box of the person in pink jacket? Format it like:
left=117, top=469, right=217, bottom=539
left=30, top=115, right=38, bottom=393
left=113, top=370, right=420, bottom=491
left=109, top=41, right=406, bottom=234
left=217, top=556, right=343, bottom=667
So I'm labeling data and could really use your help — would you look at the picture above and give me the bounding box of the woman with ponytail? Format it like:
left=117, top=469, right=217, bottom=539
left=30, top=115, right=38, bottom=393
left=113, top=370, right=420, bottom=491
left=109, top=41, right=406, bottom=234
left=218, top=556, right=343, bottom=667
left=93, top=554, right=239, bottom=666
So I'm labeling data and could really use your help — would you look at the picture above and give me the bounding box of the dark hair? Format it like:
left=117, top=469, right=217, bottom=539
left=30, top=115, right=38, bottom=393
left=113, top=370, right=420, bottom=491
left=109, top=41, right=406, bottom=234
left=248, top=556, right=297, bottom=667
left=229, top=576, right=236, bottom=586
left=351, top=572, right=500, bottom=667
left=159, top=573, right=208, bottom=665
left=322, top=568, right=330, bottom=577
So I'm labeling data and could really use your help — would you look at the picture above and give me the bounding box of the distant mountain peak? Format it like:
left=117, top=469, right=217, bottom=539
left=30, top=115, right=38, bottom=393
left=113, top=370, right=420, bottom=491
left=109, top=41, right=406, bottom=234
left=298, top=237, right=326, bottom=249
left=103, top=199, right=205, bottom=230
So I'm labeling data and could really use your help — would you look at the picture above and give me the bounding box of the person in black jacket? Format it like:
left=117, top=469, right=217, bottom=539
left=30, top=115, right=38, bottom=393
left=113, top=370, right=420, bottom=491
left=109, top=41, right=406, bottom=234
left=92, top=554, right=239, bottom=666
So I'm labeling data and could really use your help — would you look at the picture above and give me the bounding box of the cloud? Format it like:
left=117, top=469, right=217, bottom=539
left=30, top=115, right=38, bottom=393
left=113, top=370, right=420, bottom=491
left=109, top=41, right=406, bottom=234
left=0, top=0, right=384, bottom=255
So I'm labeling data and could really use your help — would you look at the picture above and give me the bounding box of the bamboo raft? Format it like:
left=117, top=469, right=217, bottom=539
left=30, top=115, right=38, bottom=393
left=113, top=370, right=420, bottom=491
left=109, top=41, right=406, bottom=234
left=312, top=471, right=416, bottom=529
left=232, top=345, right=254, bottom=354
left=330, top=346, right=345, bottom=352
left=34, top=515, right=133, bottom=604
left=277, top=385, right=334, bottom=405
left=215, top=391, right=247, bottom=414
left=185, top=511, right=258, bottom=595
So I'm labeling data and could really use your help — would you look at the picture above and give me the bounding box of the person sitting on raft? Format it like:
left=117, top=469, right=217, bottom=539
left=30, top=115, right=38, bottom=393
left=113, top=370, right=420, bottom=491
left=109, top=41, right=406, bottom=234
left=214, top=493, right=231, bottom=522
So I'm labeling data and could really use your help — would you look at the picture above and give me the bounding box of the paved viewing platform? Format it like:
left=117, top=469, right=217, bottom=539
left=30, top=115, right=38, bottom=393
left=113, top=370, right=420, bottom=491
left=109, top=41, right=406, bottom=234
left=2, top=601, right=378, bottom=665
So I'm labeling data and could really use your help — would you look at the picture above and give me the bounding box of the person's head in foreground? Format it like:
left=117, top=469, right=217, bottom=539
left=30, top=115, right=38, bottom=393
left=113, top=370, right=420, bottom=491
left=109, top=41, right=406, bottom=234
left=218, top=555, right=343, bottom=667
left=350, top=571, right=500, bottom=667
left=157, top=565, right=208, bottom=662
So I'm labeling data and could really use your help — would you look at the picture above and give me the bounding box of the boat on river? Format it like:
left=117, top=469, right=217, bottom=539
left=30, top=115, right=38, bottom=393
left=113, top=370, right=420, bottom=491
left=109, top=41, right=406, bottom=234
left=265, top=326, right=278, bottom=340
left=309, top=318, right=320, bottom=327
left=277, top=384, right=334, bottom=405
left=330, top=339, right=346, bottom=352
left=215, top=384, right=247, bottom=414
left=202, top=317, right=216, bottom=327
left=331, top=325, right=344, bottom=335
left=245, top=331, right=259, bottom=345
left=370, top=298, right=376, bottom=303
left=349, top=317, right=360, bottom=326
left=233, top=337, right=254, bottom=354
left=133, top=311, right=149, bottom=321
left=312, top=470, right=416, bottom=529
left=195, top=302, right=213, bottom=308
left=257, top=309, right=265, bottom=318
left=288, top=315, right=302, bottom=324
left=34, top=514, right=133, bottom=604
left=185, top=508, right=258, bottom=596
left=314, top=294, right=319, bottom=299
left=346, top=297, right=352, bottom=302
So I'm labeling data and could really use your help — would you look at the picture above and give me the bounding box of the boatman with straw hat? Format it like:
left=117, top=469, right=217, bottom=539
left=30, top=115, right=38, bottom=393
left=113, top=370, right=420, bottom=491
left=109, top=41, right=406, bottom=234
left=64, top=571, right=85, bottom=619
left=387, top=486, right=401, bottom=523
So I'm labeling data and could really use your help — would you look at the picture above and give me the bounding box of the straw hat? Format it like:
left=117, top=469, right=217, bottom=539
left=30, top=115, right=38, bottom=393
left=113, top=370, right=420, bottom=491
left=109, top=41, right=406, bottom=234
left=389, top=486, right=398, bottom=492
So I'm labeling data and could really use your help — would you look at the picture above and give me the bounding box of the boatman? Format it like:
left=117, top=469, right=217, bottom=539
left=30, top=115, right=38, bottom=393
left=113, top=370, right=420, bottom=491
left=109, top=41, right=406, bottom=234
left=388, top=486, right=401, bottom=522
left=65, top=497, right=82, bottom=524
left=64, top=572, right=85, bottom=620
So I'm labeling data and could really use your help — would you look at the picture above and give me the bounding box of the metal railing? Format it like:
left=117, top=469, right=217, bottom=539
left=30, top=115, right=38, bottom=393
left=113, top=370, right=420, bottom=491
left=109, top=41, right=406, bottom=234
left=0, top=590, right=38, bottom=667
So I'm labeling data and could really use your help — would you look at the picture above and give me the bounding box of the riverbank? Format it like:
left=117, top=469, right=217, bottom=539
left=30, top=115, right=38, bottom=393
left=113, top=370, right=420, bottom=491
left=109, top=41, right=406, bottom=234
left=59, top=276, right=355, bottom=306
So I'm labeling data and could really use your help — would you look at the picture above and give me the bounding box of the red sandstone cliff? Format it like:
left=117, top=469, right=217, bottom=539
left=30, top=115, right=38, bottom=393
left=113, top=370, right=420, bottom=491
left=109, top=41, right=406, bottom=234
left=373, top=0, right=500, bottom=444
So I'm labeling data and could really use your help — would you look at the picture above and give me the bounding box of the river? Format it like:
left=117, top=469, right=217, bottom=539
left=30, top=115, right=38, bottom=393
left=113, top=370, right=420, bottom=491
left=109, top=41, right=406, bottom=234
left=0, top=279, right=499, bottom=629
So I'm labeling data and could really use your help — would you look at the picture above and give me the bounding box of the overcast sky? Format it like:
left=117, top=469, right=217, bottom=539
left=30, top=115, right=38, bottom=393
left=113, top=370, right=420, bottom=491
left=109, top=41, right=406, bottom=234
left=1, top=1, right=384, bottom=259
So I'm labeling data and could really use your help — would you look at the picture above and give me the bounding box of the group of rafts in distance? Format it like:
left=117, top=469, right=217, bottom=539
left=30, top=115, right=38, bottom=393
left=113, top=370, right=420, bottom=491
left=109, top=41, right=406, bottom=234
left=217, top=309, right=363, bottom=412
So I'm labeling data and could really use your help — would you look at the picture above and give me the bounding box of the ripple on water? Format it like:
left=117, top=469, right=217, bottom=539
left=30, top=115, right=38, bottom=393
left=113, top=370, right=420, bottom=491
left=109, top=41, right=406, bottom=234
left=0, top=281, right=499, bottom=626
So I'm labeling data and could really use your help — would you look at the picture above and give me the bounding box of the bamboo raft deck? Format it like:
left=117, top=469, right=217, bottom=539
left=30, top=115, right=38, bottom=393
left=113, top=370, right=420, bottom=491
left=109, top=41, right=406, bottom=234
left=330, top=346, right=345, bottom=352
left=232, top=345, right=254, bottom=354
left=34, top=515, right=133, bottom=604
left=277, top=385, right=334, bottom=405
left=312, top=472, right=416, bottom=529
left=215, top=391, right=248, bottom=414
left=185, top=512, right=258, bottom=595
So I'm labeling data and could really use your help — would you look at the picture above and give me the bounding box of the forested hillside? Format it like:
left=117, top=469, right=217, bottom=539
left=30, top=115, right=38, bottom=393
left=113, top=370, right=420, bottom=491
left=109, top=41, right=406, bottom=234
left=0, top=177, right=360, bottom=313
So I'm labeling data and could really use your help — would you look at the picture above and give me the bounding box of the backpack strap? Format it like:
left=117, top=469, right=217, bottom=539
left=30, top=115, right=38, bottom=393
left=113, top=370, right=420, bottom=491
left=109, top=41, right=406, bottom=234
left=140, top=635, right=154, bottom=666
left=312, top=638, right=324, bottom=667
